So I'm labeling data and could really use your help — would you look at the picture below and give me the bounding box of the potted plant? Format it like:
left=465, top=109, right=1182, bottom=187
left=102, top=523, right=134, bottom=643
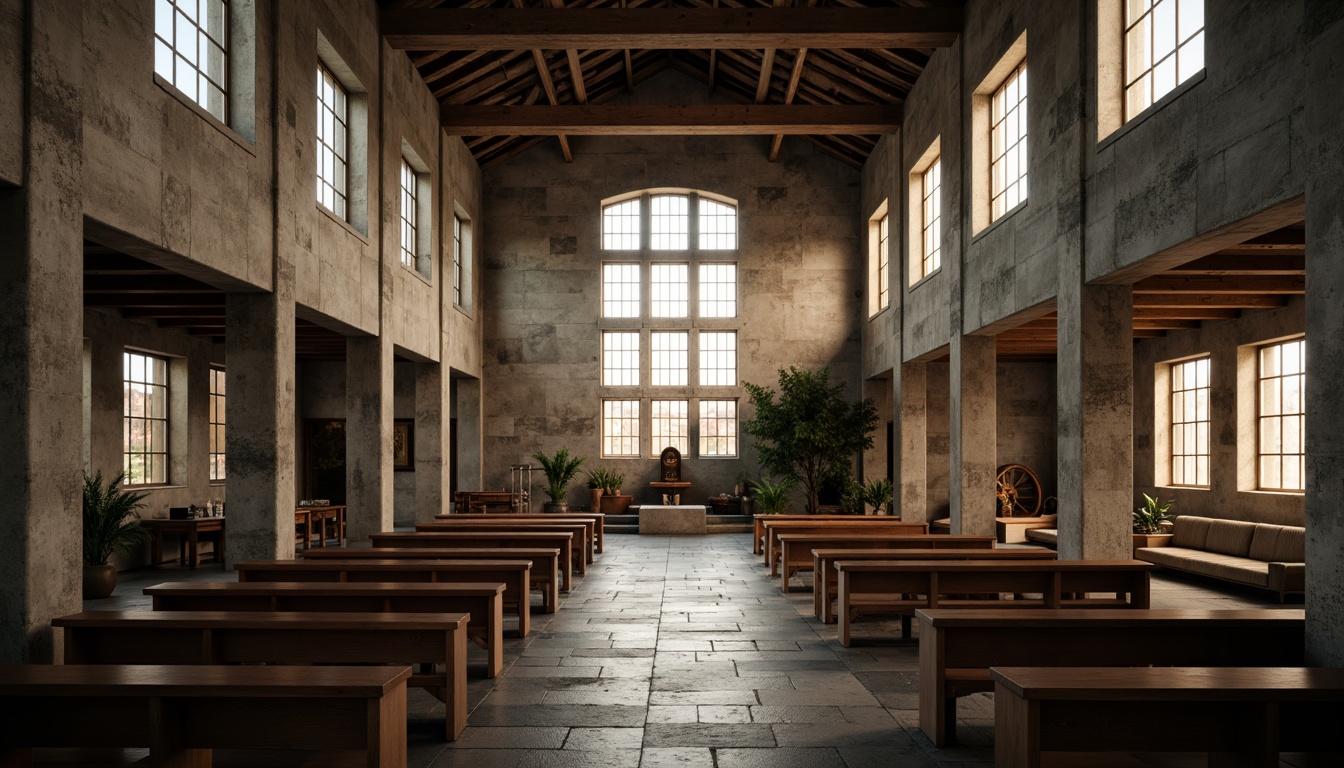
left=1133, top=493, right=1174, bottom=549
left=862, top=477, right=895, bottom=516
left=585, top=467, right=610, bottom=515
left=82, top=470, right=152, bottom=599
left=597, top=470, right=633, bottom=515
left=752, top=476, right=795, bottom=515
left=532, top=447, right=585, bottom=513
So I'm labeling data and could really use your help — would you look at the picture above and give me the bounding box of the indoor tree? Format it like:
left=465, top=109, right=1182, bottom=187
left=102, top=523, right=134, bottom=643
left=743, top=366, right=878, bottom=514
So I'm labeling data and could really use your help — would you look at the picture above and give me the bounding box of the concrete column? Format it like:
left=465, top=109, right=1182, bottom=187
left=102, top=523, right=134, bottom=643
left=948, top=335, right=996, bottom=535
left=346, top=335, right=394, bottom=541
left=1057, top=283, right=1133, bottom=561
left=0, top=0, right=84, bottom=664
left=415, top=361, right=449, bottom=522
left=454, top=376, right=484, bottom=493
left=1304, top=0, right=1344, bottom=667
left=224, top=289, right=297, bottom=563
left=896, top=362, right=928, bottom=523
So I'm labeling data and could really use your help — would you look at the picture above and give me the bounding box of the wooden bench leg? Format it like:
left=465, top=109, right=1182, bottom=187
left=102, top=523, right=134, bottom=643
left=445, top=628, right=468, bottom=741
left=368, top=680, right=407, bottom=768
left=150, top=698, right=212, bottom=767
left=993, top=684, right=1039, bottom=768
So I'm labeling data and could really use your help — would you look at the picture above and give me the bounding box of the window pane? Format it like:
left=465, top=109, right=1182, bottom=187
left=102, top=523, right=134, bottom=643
left=650, top=263, right=689, bottom=318
left=602, top=331, right=640, bottom=387
left=650, top=399, right=689, bottom=456
left=649, top=194, right=689, bottom=250
left=651, top=332, right=688, bottom=386
left=603, top=198, right=641, bottom=250
left=699, top=331, right=737, bottom=387
left=699, top=400, right=738, bottom=457
left=698, top=198, right=737, bottom=250
left=602, top=400, right=640, bottom=457
left=602, top=263, right=641, bottom=318
left=698, top=263, right=737, bottom=318
left=1258, top=337, right=1306, bottom=491
left=1169, top=357, right=1210, bottom=487
left=990, top=64, right=1027, bottom=222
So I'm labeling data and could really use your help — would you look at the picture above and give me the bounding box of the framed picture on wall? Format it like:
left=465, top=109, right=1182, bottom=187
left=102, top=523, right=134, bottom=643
left=393, top=419, right=414, bottom=471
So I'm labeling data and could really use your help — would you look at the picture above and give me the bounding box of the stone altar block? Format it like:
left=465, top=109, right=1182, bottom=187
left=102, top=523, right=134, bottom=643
left=639, top=505, right=707, bottom=535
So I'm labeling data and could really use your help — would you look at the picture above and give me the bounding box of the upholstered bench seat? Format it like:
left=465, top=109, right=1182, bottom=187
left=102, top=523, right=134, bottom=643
left=1134, top=515, right=1304, bottom=600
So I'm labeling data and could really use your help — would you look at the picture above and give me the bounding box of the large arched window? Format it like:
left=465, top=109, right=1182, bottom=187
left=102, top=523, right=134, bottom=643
left=598, top=191, right=740, bottom=459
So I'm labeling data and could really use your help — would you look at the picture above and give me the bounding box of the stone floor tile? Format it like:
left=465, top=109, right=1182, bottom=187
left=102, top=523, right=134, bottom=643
left=447, top=726, right=569, bottom=749
left=646, top=705, right=699, bottom=723
left=697, top=704, right=752, bottom=723
left=715, top=747, right=847, bottom=768
left=465, top=704, right=647, bottom=728
left=648, top=690, right=761, bottom=706
left=642, top=723, right=777, bottom=748
left=637, top=747, right=715, bottom=768
left=562, top=726, right=645, bottom=750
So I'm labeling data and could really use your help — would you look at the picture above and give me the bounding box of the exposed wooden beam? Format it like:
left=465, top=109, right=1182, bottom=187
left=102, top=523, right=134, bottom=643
left=769, top=45, right=810, bottom=161
left=620, top=0, right=634, bottom=92
left=1131, top=293, right=1289, bottom=309
left=755, top=47, right=776, bottom=104
left=441, top=103, right=900, bottom=134
left=381, top=7, right=963, bottom=50
left=514, top=0, right=574, bottom=162
left=1133, top=319, right=1202, bottom=331
left=1132, top=307, right=1241, bottom=321
left=543, top=0, right=590, bottom=105
left=1131, top=276, right=1305, bottom=294
left=1167, top=253, right=1305, bottom=275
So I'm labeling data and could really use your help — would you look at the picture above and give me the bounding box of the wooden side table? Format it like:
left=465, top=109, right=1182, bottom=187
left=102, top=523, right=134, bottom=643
left=299, top=505, right=346, bottom=547
left=141, top=517, right=226, bottom=568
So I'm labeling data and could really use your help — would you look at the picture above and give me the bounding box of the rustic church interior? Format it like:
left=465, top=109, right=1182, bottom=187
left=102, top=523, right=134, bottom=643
left=2, top=0, right=1343, bottom=765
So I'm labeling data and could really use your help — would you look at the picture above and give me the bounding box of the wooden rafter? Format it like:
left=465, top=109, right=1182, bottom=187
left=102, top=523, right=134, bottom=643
left=382, top=7, right=964, bottom=50
left=770, top=45, right=810, bottom=160
left=513, top=0, right=573, bottom=161
left=441, top=103, right=901, bottom=135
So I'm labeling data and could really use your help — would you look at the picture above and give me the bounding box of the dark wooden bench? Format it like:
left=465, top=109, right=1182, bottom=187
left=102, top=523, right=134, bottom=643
left=453, top=490, right=515, bottom=514
left=439, top=511, right=606, bottom=554
left=752, top=514, right=904, bottom=555
left=53, top=609, right=471, bottom=742
left=235, top=558, right=533, bottom=637
left=813, top=545, right=1048, bottom=622
left=369, top=531, right=577, bottom=588
left=779, top=533, right=996, bottom=593
left=145, top=580, right=506, bottom=678
left=834, top=559, right=1156, bottom=646
left=0, top=663, right=409, bottom=767
left=762, top=520, right=930, bottom=576
left=918, top=608, right=1306, bottom=746
left=991, top=666, right=1344, bottom=767
left=299, top=546, right=561, bottom=612
left=415, top=520, right=593, bottom=565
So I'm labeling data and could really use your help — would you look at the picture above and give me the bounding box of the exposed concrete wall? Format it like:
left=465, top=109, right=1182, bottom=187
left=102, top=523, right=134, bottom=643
left=997, top=362, right=1058, bottom=502
left=0, top=0, right=22, bottom=186
left=860, top=134, right=900, bottom=379
left=481, top=71, right=862, bottom=509
left=1132, top=298, right=1305, bottom=526
left=442, top=135, right=485, bottom=377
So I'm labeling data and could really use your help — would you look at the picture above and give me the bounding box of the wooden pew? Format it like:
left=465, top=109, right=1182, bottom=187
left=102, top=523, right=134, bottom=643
left=370, top=531, right=577, bottom=588
left=917, top=608, right=1306, bottom=746
left=235, top=558, right=533, bottom=637
left=415, top=520, right=593, bottom=565
left=145, top=580, right=507, bottom=678
left=453, top=490, right=515, bottom=514
left=834, top=559, right=1156, bottom=646
left=0, top=664, right=410, bottom=767
left=752, top=514, right=903, bottom=555
left=438, top=511, right=606, bottom=554
left=813, top=545, right=1048, bottom=622
left=763, top=520, right=930, bottom=576
left=777, top=533, right=996, bottom=592
left=54, top=609, right=472, bottom=742
left=300, top=546, right=562, bottom=612
left=991, top=666, right=1344, bottom=768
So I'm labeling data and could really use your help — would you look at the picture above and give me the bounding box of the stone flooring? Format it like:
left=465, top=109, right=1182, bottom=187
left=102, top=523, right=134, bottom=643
left=92, top=532, right=1302, bottom=767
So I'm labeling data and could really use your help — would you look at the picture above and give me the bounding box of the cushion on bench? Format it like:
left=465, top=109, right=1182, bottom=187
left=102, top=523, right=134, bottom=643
left=1135, top=546, right=1270, bottom=587
left=1170, top=515, right=1212, bottom=549
left=1248, top=523, right=1305, bottom=563
left=1024, top=528, right=1057, bottom=545
left=1203, top=518, right=1257, bottom=557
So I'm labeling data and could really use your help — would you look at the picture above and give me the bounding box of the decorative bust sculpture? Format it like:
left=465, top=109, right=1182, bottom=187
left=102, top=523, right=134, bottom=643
left=660, top=446, right=681, bottom=481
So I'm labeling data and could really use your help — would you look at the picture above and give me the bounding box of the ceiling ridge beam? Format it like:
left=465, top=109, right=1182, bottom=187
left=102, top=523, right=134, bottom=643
left=441, top=103, right=901, bottom=135
left=382, top=7, right=963, bottom=50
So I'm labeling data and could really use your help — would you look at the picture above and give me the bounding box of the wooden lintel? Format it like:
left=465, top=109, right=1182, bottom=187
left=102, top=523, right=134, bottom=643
left=441, top=103, right=900, bottom=134
left=381, top=7, right=963, bottom=50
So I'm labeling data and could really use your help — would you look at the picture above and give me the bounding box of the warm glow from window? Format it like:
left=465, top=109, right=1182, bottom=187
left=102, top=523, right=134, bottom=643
left=1170, top=357, right=1210, bottom=487
left=699, top=332, right=737, bottom=387
left=124, top=351, right=170, bottom=485
left=602, top=400, right=640, bottom=457
left=876, top=214, right=890, bottom=309
left=602, top=263, right=640, bottom=318
left=650, top=263, right=689, bottom=318
left=921, top=160, right=942, bottom=278
left=698, top=198, right=737, bottom=250
left=698, top=263, right=737, bottom=318
left=602, top=198, right=641, bottom=250
left=650, top=195, right=689, bottom=250
left=651, top=400, right=689, bottom=456
left=699, top=400, right=738, bottom=457
left=1125, top=0, right=1204, bottom=119
left=1259, top=338, right=1305, bottom=492
left=316, top=65, right=348, bottom=218
left=990, top=63, right=1028, bottom=221
left=651, top=332, right=688, bottom=386
left=209, top=366, right=225, bottom=481
left=602, top=332, right=639, bottom=387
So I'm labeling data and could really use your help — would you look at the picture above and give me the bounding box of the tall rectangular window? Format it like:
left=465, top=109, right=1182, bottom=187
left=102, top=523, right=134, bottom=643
left=209, top=366, right=226, bottom=481
left=316, top=64, right=349, bottom=219
left=124, top=351, right=170, bottom=485
left=876, top=213, right=890, bottom=310
left=698, top=198, right=738, bottom=250
left=602, top=198, right=641, bottom=250
left=1259, top=338, right=1306, bottom=492
left=650, top=400, right=689, bottom=456
left=1170, top=357, right=1210, bottom=487
left=698, top=263, right=737, bottom=318
left=921, top=159, right=942, bottom=278
left=651, top=332, right=688, bottom=386
left=1125, top=0, right=1204, bottom=120
left=399, top=160, right=417, bottom=269
left=154, top=0, right=229, bottom=122
left=650, top=263, right=689, bottom=318
left=602, top=263, right=640, bottom=318
left=990, top=63, right=1028, bottom=221
left=602, top=400, right=640, bottom=457
left=602, top=332, right=640, bottom=387
left=650, top=195, right=689, bottom=250
left=699, top=400, right=738, bottom=457
left=699, top=331, right=737, bottom=387
left=453, top=214, right=463, bottom=306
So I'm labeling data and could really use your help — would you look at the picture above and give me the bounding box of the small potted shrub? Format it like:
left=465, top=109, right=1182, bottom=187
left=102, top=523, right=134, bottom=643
left=752, top=476, right=795, bottom=515
left=1133, top=492, right=1174, bottom=547
left=597, top=470, right=633, bottom=515
left=532, top=447, right=585, bottom=513
left=862, top=477, right=895, bottom=516
left=82, top=470, right=152, bottom=599
left=585, top=467, right=610, bottom=515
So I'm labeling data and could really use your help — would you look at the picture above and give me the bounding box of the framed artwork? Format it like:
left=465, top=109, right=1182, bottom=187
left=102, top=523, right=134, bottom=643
left=393, top=419, right=415, bottom=471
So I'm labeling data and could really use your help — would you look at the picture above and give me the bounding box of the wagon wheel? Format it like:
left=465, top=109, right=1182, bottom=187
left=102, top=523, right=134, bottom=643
left=995, top=464, right=1042, bottom=517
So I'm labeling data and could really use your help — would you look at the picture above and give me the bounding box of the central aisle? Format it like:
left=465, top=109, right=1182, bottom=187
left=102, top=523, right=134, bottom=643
left=418, top=533, right=976, bottom=768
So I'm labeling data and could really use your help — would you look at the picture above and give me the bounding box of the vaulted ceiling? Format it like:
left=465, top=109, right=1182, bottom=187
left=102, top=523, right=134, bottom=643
left=379, top=0, right=964, bottom=168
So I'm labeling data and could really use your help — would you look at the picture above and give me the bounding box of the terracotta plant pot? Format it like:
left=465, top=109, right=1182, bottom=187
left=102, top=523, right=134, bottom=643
left=600, top=493, right=634, bottom=515
left=82, top=563, right=117, bottom=600
left=589, top=488, right=604, bottom=512
left=543, top=501, right=570, bottom=514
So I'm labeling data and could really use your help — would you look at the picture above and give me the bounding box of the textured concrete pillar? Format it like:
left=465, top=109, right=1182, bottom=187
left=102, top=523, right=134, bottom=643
left=415, top=361, right=449, bottom=521
left=1057, top=284, right=1133, bottom=561
left=224, top=289, right=297, bottom=563
left=949, top=335, right=996, bottom=535
left=1304, top=0, right=1344, bottom=667
left=896, top=362, right=928, bottom=523
left=0, top=0, right=83, bottom=664
left=454, top=376, right=484, bottom=493
left=346, top=335, right=394, bottom=541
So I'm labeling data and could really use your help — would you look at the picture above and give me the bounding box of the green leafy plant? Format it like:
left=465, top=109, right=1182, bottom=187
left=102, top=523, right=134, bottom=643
left=532, top=447, right=586, bottom=503
left=1133, top=492, right=1173, bottom=534
left=83, top=470, right=152, bottom=567
left=862, top=477, right=895, bottom=516
left=743, top=367, right=878, bottom=513
left=585, top=467, right=609, bottom=490
left=601, top=470, right=624, bottom=495
left=752, top=476, right=796, bottom=515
